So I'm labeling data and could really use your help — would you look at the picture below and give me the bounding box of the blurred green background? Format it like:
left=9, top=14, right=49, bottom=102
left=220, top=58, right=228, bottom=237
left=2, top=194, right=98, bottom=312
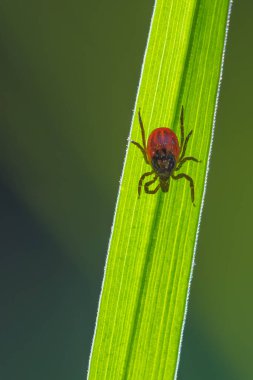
left=0, top=1, right=252, bottom=379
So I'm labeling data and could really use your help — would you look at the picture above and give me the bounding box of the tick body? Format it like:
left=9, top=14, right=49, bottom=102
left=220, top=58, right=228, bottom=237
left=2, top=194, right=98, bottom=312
left=131, top=106, right=200, bottom=204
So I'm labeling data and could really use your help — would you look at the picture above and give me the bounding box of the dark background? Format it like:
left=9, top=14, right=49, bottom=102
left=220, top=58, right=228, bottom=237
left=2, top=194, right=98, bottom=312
left=0, top=1, right=252, bottom=379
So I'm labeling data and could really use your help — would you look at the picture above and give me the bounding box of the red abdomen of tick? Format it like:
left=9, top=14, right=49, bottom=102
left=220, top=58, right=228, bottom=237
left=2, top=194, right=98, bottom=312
left=147, top=128, right=180, bottom=163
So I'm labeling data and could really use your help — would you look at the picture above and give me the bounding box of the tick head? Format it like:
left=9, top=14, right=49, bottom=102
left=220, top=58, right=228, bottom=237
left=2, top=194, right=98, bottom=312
left=160, top=178, right=170, bottom=192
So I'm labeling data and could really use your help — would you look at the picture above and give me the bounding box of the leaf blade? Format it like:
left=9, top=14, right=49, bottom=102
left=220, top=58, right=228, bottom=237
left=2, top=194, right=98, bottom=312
left=88, top=0, right=232, bottom=378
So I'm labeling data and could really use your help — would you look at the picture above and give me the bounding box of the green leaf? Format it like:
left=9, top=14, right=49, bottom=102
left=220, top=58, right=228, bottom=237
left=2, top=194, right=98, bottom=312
left=88, top=0, right=232, bottom=378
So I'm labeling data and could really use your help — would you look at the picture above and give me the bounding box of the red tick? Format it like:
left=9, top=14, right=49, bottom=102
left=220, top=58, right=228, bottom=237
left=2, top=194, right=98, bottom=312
left=131, top=106, right=200, bottom=204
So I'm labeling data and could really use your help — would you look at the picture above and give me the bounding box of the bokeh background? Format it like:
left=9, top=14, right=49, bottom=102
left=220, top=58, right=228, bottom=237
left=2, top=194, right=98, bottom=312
left=0, top=1, right=252, bottom=379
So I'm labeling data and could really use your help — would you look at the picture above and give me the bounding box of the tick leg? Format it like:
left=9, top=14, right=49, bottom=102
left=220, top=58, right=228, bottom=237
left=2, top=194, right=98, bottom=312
left=172, top=173, right=195, bottom=205
left=180, top=130, right=193, bottom=160
left=180, top=105, right=185, bottom=150
left=144, top=176, right=159, bottom=194
left=176, top=156, right=201, bottom=171
left=138, top=108, right=147, bottom=150
left=131, top=140, right=149, bottom=164
left=138, top=171, right=154, bottom=197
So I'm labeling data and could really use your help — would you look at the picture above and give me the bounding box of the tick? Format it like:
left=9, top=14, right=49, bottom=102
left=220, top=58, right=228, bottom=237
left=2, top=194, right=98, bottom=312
left=131, top=106, right=200, bottom=204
